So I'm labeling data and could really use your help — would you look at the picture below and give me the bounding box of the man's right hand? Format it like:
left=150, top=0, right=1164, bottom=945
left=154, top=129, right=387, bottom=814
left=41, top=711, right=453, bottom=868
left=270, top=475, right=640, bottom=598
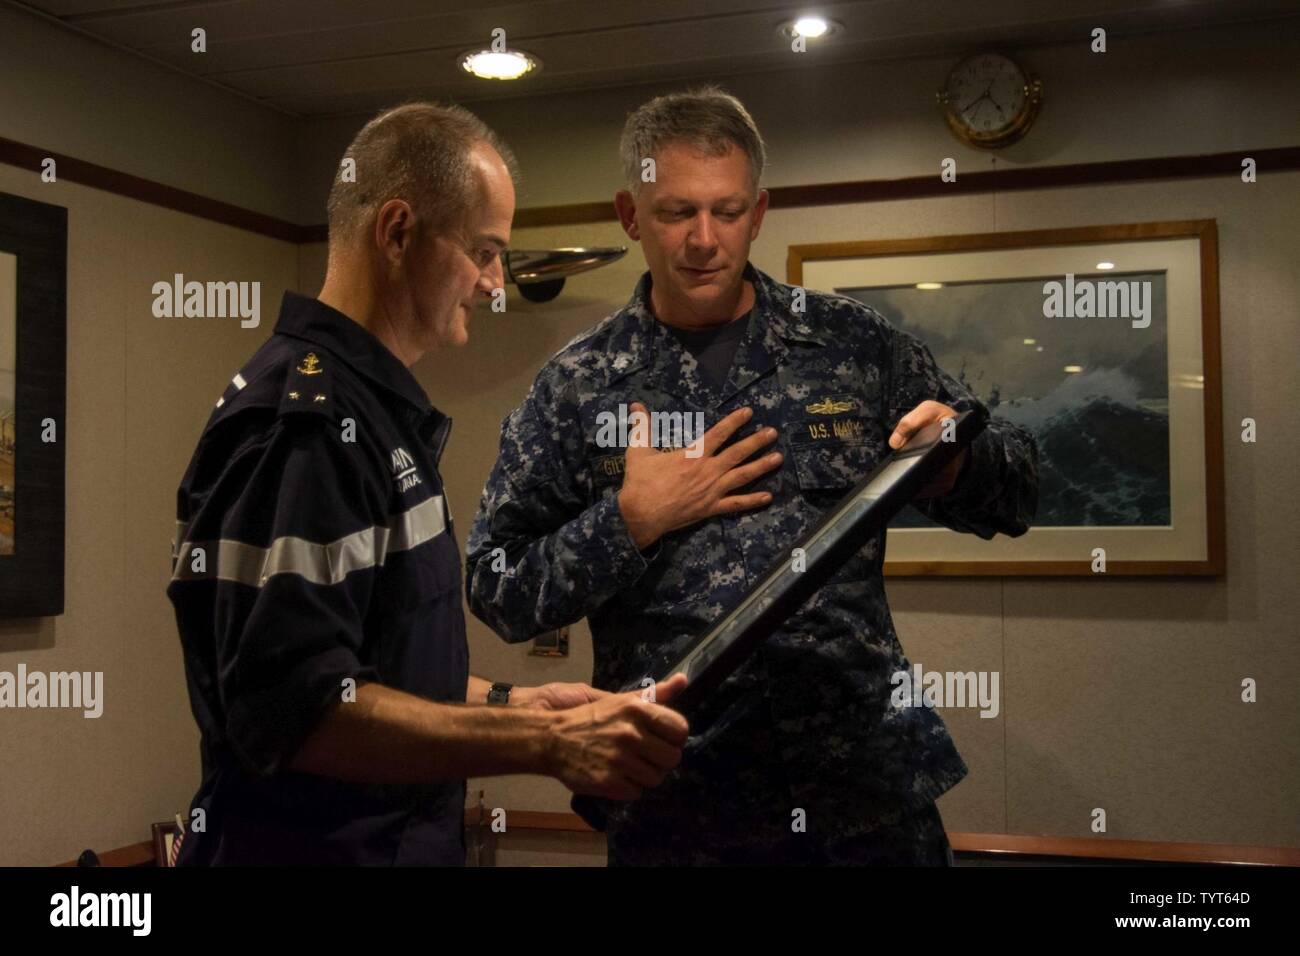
left=618, top=402, right=783, bottom=550
left=545, top=673, right=691, bottom=801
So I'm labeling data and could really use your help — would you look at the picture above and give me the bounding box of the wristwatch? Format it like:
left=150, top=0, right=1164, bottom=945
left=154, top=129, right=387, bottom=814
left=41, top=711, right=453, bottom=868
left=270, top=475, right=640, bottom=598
left=487, top=681, right=513, bottom=706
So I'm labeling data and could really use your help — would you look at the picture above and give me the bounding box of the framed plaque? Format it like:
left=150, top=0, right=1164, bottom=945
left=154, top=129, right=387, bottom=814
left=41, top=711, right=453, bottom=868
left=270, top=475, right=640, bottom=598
left=0, top=191, right=67, bottom=614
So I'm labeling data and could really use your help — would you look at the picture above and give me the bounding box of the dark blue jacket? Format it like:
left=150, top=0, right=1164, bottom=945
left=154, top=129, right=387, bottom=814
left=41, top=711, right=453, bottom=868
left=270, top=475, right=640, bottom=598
left=169, top=292, right=468, bottom=865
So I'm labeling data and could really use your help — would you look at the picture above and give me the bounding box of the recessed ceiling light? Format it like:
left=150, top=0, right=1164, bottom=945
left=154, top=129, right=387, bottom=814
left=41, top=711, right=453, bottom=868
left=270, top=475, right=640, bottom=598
left=915, top=281, right=943, bottom=290
left=1063, top=365, right=1083, bottom=373
left=461, top=49, right=539, bottom=80
left=779, top=16, right=841, bottom=39
left=793, top=16, right=829, bottom=37
left=1096, top=261, right=1115, bottom=270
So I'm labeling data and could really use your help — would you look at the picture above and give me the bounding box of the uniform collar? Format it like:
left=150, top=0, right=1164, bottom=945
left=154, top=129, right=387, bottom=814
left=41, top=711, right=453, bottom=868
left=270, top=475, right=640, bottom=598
left=604, top=262, right=828, bottom=406
left=273, top=291, right=443, bottom=417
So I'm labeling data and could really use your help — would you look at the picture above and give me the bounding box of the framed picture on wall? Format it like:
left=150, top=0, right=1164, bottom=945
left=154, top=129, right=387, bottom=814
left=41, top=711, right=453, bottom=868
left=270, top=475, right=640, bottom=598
left=788, top=220, right=1224, bottom=576
left=0, top=191, right=67, bottom=615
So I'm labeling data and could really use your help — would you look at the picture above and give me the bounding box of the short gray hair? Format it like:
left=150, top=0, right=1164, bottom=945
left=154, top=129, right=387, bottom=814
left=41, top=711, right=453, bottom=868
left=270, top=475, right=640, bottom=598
left=619, top=86, right=766, bottom=196
left=326, top=101, right=520, bottom=248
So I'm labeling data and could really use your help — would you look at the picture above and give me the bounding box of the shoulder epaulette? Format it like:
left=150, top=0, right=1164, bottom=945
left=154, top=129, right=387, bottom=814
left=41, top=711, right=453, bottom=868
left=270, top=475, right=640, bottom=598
left=279, top=349, right=335, bottom=419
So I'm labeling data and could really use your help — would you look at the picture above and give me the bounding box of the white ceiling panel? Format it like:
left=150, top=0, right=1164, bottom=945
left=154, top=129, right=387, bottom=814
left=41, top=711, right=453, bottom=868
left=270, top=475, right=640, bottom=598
left=14, top=0, right=1300, bottom=116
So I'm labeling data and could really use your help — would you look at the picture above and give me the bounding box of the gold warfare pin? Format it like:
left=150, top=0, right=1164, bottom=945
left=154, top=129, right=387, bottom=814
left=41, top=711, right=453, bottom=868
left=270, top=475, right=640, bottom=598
left=805, top=398, right=854, bottom=415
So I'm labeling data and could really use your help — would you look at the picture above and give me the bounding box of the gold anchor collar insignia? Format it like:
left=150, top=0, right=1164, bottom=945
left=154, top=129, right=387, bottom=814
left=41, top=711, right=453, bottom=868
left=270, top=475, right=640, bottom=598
left=805, top=398, right=855, bottom=415
left=297, top=352, right=323, bottom=375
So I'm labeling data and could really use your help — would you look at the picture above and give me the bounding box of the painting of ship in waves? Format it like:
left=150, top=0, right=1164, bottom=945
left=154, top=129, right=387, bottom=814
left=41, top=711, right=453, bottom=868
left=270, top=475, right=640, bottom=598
left=790, top=222, right=1222, bottom=575
left=844, top=272, right=1170, bottom=529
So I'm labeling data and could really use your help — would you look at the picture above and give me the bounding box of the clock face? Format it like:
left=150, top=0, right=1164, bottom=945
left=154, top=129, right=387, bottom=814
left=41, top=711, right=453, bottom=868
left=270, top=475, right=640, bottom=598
left=945, top=54, right=1027, bottom=135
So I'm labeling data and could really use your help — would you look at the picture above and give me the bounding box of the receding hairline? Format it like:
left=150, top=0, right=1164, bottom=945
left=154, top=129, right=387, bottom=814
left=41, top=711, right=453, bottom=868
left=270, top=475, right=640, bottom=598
left=325, top=101, right=519, bottom=250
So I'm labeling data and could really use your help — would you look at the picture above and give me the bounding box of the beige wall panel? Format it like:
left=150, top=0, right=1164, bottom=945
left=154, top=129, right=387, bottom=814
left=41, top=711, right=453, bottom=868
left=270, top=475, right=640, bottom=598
left=0, top=165, right=297, bottom=865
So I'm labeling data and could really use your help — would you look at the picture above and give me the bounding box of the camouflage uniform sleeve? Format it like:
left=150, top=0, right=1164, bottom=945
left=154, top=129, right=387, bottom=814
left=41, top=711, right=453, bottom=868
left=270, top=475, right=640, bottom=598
left=885, top=323, right=1039, bottom=539
left=466, top=387, right=652, bottom=643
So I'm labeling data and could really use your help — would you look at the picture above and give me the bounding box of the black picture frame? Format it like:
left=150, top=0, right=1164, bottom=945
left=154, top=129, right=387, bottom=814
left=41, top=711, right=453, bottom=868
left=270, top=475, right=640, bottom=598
left=0, top=191, right=67, bottom=616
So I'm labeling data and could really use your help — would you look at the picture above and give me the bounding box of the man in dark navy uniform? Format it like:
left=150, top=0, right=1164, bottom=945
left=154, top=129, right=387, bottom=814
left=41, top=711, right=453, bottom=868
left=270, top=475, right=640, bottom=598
left=167, top=103, right=688, bottom=865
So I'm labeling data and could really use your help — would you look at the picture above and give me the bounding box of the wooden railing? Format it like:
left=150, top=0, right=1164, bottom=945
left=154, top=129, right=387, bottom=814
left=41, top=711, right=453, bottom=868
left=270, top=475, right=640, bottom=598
left=59, top=814, right=1300, bottom=867
left=460, top=810, right=1298, bottom=866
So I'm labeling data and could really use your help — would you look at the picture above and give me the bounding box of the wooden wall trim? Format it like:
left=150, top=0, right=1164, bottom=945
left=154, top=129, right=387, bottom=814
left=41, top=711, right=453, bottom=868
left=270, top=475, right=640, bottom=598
left=769, top=146, right=1300, bottom=210
left=62, top=822, right=1300, bottom=866
left=462, top=811, right=1298, bottom=866
left=947, top=832, right=1299, bottom=867
left=4, top=138, right=1296, bottom=243
left=0, top=136, right=304, bottom=243
left=507, top=145, right=1300, bottom=228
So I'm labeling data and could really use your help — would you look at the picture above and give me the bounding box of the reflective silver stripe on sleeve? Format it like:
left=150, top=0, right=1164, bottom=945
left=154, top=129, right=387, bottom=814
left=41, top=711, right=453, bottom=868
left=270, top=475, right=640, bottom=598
left=170, top=495, right=447, bottom=586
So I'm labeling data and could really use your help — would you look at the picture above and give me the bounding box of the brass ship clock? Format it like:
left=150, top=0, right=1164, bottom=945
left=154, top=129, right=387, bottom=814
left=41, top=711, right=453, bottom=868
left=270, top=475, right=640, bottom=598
left=937, top=52, right=1043, bottom=149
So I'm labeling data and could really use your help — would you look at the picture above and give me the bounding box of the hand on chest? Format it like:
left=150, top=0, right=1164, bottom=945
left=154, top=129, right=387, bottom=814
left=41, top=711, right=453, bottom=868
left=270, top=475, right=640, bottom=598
left=583, top=355, right=889, bottom=501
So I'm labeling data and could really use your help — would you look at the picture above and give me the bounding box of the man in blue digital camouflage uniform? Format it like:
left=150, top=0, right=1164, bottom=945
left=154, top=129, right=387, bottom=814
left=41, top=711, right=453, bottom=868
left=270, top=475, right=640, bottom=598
left=467, top=88, right=1038, bottom=865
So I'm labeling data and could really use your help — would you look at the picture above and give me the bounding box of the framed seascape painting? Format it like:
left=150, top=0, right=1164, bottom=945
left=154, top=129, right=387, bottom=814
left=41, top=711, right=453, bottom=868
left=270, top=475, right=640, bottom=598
left=788, top=220, right=1224, bottom=576
left=0, top=192, right=67, bottom=615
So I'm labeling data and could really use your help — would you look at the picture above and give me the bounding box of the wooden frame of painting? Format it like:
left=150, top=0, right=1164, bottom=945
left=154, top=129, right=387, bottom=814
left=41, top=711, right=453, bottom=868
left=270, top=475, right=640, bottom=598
left=788, top=220, right=1224, bottom=576
left=0, top=191, right=67, bottom=614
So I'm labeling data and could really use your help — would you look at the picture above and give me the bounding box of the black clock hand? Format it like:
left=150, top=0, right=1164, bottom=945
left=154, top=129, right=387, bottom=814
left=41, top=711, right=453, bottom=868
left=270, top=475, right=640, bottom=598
left=968, top=76, right=1005, bottom=118
left=962, top=90, right=992, bottom=118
